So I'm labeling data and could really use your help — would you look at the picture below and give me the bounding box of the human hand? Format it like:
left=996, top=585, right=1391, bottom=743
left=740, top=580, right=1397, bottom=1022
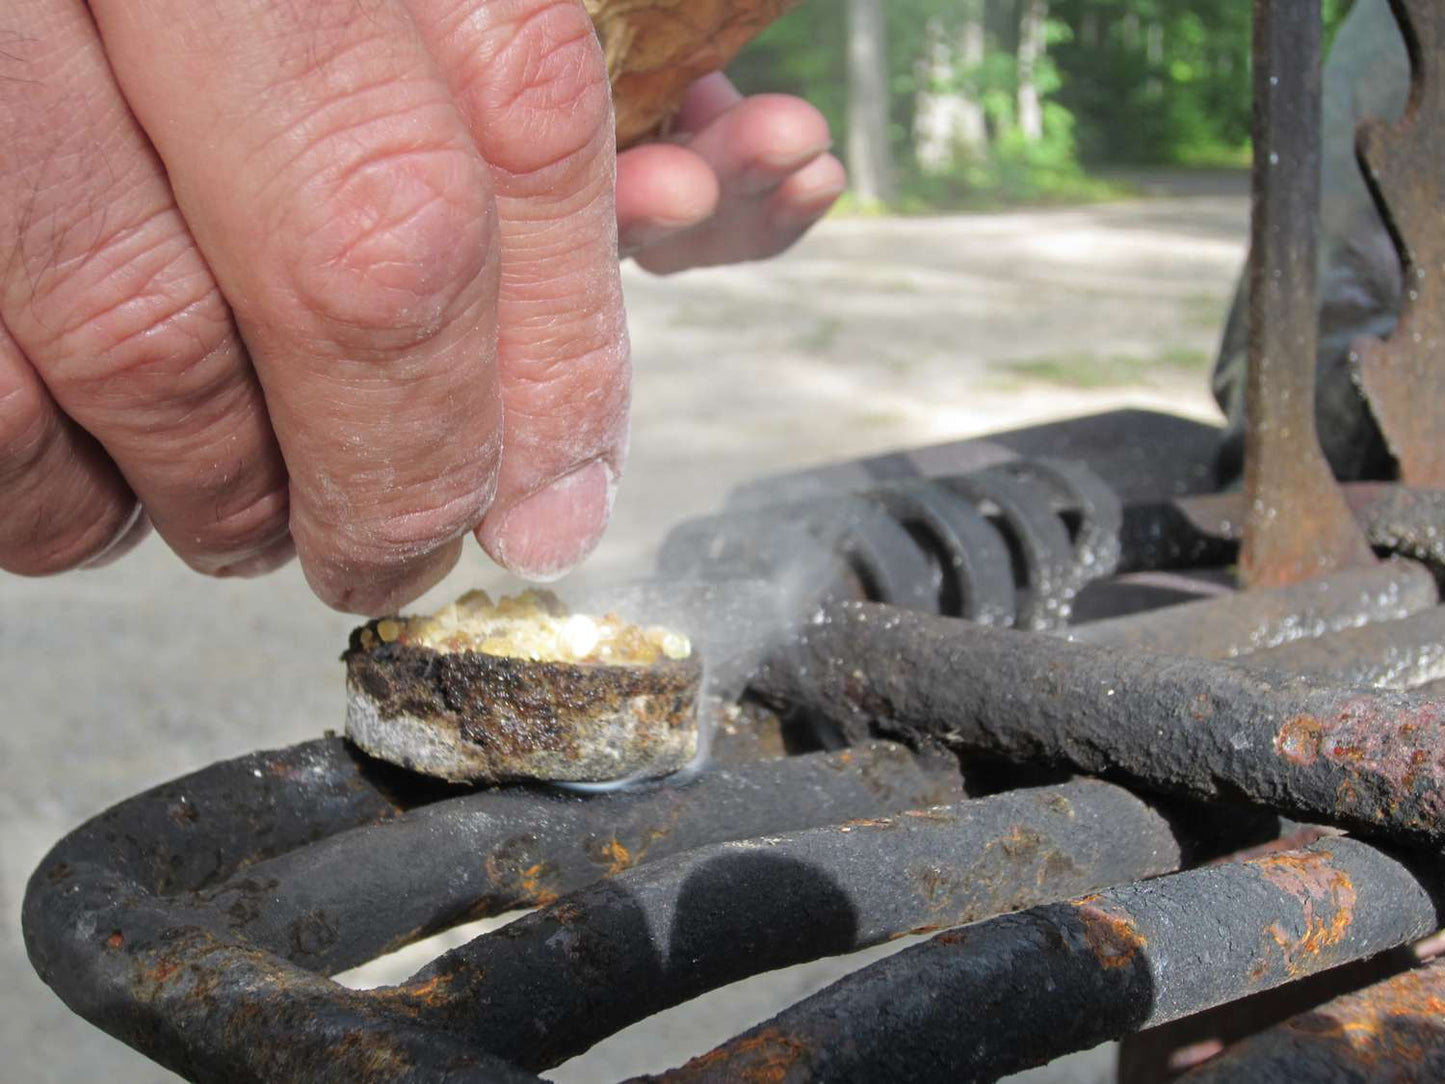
left=615, top=75, right=847, bottom=273
left=1, top=0, right=630, bottom=614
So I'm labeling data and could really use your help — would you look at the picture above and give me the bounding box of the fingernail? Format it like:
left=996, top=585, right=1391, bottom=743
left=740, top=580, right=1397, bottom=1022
left=771, top=182, right=847, bottom=231
left=213, top=534, right=297, bottom=579
left=742, top=141, right=833, bottom=193
left=81, top=505, right=151, bottom=570
left=619, top=221, right=686, bottom=260
left=483, top=458, right=615, bottom=582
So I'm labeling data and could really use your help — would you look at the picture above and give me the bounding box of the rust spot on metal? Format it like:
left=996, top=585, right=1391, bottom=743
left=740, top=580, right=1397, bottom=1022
left=1251, top=850, right=1357, bottom=976
left=1072, top=899, right=1147, bottom=970
left=1276, top=715, right=1325, bottom=764
left=519, top=863, right=560, bottom=908
left=998, top=824, right=1045, bottom=859
left=597, top=838, right=634, bottom=876
left=671, top=1026, right=813, bottom=1082
left=892, top=923, right=946, bottom=940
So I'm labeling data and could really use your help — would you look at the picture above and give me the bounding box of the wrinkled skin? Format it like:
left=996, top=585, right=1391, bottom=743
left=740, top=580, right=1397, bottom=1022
left=0, top=1, right=844, bottom=613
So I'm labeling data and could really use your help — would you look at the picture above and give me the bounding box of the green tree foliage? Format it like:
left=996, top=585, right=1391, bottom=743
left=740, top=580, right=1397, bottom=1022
left=730, top=0, right=1356, bottom=207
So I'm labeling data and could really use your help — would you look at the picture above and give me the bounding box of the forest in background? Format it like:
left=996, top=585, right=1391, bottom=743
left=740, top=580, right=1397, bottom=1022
left=730, top=0, right=1355, bottom=208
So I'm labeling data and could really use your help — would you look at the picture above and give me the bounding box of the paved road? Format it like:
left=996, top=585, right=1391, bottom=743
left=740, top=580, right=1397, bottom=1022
left=1, top=183, right=1246, bottom=1083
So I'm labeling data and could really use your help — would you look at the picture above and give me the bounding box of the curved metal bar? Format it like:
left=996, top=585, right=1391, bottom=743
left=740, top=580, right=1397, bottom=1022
left=651, top=838, right=1445, bottom=1083
left=1067, top=560, right=1438, bottom=660
left=1178, top=957, right=1445, bottom=1082
left=999, top=456, right=1123, bottom=588
left=868, top=482, right=1017, bottom=625
left=398, top=779, right=1186, bottom=1071
left=180, top=744, right=959, bottom=975
left=22, top=741, right=956, bottom=1082
left=758, top=600, right=1445, bottom=846
left=943, top=468, right=1077, bottom=630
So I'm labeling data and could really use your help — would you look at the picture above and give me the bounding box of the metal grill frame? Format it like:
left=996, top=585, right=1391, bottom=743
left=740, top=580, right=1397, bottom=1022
left=23, top=2, right=1445, bottom=1081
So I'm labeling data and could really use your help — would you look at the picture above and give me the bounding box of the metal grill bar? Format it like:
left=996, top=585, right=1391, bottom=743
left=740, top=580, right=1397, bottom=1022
left=178, top=743, right=958, bottom=975
left=758, top=600, right=1445, bottom=845
left=1243, top=607, right=1445, bottom=689
left=1179, top=957, right=1445, bottom=1082
left=22, top=743, right=956, bottom=1083
left=652, top=838, right=1444, bottom=1083
left=1067, top=560, right=1437, bottom=658
left=397, top=779, right=1196, bottom=1071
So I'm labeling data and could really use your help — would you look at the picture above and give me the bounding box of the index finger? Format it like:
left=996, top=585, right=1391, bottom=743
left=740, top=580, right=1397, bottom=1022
left=90, top=0, right=505, bottom=613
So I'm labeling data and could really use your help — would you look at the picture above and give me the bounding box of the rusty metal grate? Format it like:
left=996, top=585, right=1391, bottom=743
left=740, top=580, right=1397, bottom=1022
left=22, top=1, right=1445, bottom=1081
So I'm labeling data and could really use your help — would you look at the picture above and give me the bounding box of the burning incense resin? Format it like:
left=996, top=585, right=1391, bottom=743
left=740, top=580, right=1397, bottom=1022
left=345, top=590, right=701, bottom=784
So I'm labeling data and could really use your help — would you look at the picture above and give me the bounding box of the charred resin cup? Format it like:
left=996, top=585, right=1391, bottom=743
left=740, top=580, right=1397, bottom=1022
left=344, top=591, right=702, bottom=784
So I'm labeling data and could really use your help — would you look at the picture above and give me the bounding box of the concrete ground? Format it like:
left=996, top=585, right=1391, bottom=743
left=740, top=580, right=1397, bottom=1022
left=1, top=178, right=1247, bottom=1082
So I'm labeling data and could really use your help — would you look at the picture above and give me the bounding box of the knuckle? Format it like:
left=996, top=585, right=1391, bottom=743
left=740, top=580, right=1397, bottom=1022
left=474, top=1, right=613, bottom=178
left=277, top=138, right=494, bottom=355
left=28, top=215, right=240, bottom=413
left=307, top=450, right=500, bottom=571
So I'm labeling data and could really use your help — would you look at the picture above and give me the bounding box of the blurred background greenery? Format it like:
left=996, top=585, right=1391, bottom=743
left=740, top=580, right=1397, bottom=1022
left=731, top=0, right=1354, bottom=210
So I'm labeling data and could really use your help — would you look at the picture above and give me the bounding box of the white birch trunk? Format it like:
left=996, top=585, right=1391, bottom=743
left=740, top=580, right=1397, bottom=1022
left=847, top=0, right=896, bottom=203
left=914, top=3, right=988, bottom=173
left=1017, top=0, right=1048, bottom=143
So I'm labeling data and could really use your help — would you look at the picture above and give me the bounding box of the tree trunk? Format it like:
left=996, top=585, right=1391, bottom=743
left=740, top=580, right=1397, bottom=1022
left=914, top=2, right=988, bottom=173
left=1145, top=20, right=1165, bottom=98
left=846, top=0, right=896, bottom=204
left=1016, top=0, right=1048, bottom=142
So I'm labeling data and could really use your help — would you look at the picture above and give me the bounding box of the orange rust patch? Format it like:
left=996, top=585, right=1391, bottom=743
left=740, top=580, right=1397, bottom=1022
left=599, top=838, right=635, bottom=876
left=1276, top=715, right=1325, bottom=764
left=393, top=972, right=460, bottom=1007
left=1285, top=966, right=1445, bottom=1067
left=520, top=863, right=560, bottom=907
left=839, top=816, right=894, bottom=830
left=674, top=1026, right=813, bottom=1083
left=891, top=923, right=945, bottom=940
left=1251, top=850, right=1357, bottom=976
left=1072, top=900, right=1147, bottom=970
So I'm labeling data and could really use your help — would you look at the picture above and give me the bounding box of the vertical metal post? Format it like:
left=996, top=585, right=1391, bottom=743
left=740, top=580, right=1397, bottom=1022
left=1241, top=0, right=1374, bottom=587
left=1354, top=0, right=1445, bottom=485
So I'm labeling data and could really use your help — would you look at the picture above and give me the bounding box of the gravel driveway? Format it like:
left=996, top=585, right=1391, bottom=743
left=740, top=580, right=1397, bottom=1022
left=1, top=180, right=1246, bottom=1083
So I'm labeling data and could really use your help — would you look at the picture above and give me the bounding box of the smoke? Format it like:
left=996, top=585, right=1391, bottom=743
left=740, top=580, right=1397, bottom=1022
left=552, top=520, right=850, bottom=793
